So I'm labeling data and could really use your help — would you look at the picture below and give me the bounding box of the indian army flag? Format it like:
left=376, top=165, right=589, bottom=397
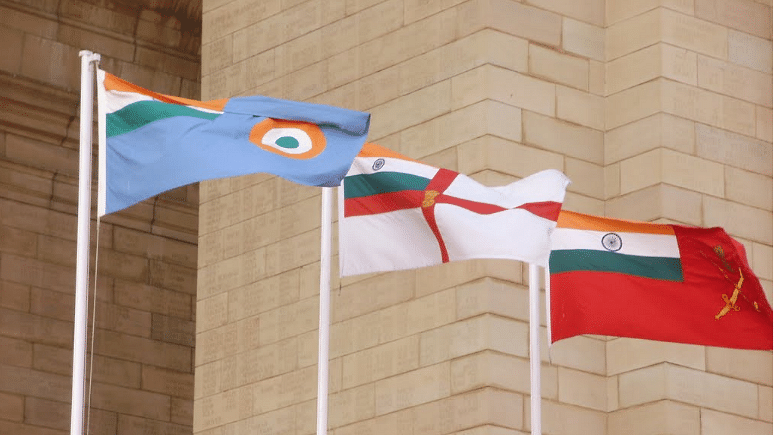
left=338, top=143, right=570, bottom=276
left=548, top=211, right=773, bottom=350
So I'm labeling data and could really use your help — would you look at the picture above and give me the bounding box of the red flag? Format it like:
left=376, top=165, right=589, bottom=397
left=549, top=211, right=773, bottom=350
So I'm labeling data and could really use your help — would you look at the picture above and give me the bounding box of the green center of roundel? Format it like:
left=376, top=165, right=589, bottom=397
left=275, top=136, right=300, bottom=149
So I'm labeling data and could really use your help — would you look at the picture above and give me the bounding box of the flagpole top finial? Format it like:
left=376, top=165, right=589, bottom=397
left=79, top=50, right=101, bottom=63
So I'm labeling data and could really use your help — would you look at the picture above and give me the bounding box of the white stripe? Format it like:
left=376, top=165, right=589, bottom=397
left=103, top=89, right=224, bottom=115
left=347, top=156, right=438, bottom=179
left=551, top=228, right=680, bottom=258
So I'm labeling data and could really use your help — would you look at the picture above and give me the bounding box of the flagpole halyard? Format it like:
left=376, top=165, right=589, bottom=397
left=72, top=50, right=100, bottom=435
left=316, top=187, right=333, bottom=435
left=529, top=263, right=542, bottom=435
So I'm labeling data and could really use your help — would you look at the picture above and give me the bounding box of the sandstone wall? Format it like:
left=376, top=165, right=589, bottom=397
left=0, top=0, right=201, bottom=433
left=196, top=0, right=772, bottom=434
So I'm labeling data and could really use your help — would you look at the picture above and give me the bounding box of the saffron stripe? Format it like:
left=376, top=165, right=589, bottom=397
left=549, top=249, right=684, bottom=282
left=558, top=210, right=675, bottom=235
left=344, top=191, right=424, bottom=217
left=344, top=172, right=431, bottom=199
left=357, top=142, right=420, bottom=163
left=104, top=72, right=228, bottom=112
left=107, top=100, right=221, bottom=137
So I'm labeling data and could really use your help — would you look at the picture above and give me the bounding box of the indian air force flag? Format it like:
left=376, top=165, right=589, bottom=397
left=97, top=70, right=370, bottom=216
left=339, top=143, right=570, bottom=276
left=549, top=211, right=773, bottom=350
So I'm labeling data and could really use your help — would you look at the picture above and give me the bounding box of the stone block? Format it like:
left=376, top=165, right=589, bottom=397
left=452, top=65, right=556, bottom=115
left=760, top=385, right=773, bottom=422
left=606, top=337, right=705, bottom=375
left=562, top=18, right=604, bottom=62
left=0, top=304, right=73, bottom=347
left=331, top=269, right=415, bottom=323
left=0, top=280, right=29, bottom=312
left=328, top=383, right=375, bottom=428
left=698, top=55, right=772, bottom=108
left=605, top=79, right=661, bottom=131
left=522, top=111, right=603, bottom=165
left=419, top=314, right=528, bottom=366
left=565, top=158, right=604, bottom=199
left=756, top=106, right=773, bottom=142
left=725, top=166, right=773, bottom=211
left=450, top=351, right=548, bottom=397
left=589, top=60, right=604, bottom=96
left=0, top=24, right=23, bottom=74
left=374, top=362, right=451, bottom=415
left=457, top=136, right=564, bottom=179
left=400, top=100, right=521, bottom=159
left=619, top=363, right=760, bottom=418
left=605, top=163, right=621, bottom=199
left=545, top=334, right=606, bottom=375
left=529, top=45, right=589, bottom=91
left=202, top=0, right=281, bottom=44
left=0, top=364, right=71, bottom=402
left=96, top=329, right=191, bottom=372
left=696, top=123, right=772, bottom=177
left=114, top=227, right=197, bottom=268
left=228, top=269, right=299, bottom=322
left=662, top=79, right=757, bottom=137
left=0, top=391, right=23, bottom=422
left=606, top=0, right=691, bottom=25
left=142, top=365, right=194, bottom=398
left=608, top=400, right=700, bottom=435
left=728, top=29, right=773, bottom=74
left=528, top=399, right=605, bottom=435
left=606, top=9, right=660, bottom=60
left=341, top=335, right=419, bottom=389
left=5, top=134, right=78, bottom=176
left=661, top=8, right=728, bottom=58
left=706, top=346, right=773, bottom=386
left=704, top=194, right=773, bottom=244
left=151, top=313, right=195, bottom=346
left=701, top=408, right=772, bottom=435
left=378, top=287, right=457, bottom=344
left=489, top=0, right=562, bottom=47
left=557, top=367, right=607, bottom=411
left=114, top=280, right=192, bottom=320
left=171, top=397, right=193, bottom=426
left=20, top=34, right=80, bottom=90
left=368, top=80, right=451, bottom=141
left=609, top=113, right=695, bottom=165
left=117, top=414, right=190, bottom=435
left=556, top=85, right=604, bottom=130
left=526, top=0, right=604, bottom=26
left=456, top=278, right=528, bottom=322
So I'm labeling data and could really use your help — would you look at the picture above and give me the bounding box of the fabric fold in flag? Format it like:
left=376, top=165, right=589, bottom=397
left=96, top=69, right=370, bottom=216
left=548, top=210, right=773, bottom=350
left=338, top=143, right=570, bottom=276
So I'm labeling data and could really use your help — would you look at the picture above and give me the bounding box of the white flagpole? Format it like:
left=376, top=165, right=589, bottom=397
left=528, top=263, right=541, bottom=435
left=316, top=187, right=333, bottom=435
left=72, top=50, right=100, bottom=435
left=545, top=265, right=552, bottom=347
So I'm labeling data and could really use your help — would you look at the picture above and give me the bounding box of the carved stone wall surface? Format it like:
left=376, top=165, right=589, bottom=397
left=0, top=0, right=201, bottom=433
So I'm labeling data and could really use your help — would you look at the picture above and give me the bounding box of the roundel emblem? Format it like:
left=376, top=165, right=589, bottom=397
left=601, top=233, right=623, bottom=252
left=372, top=158, right=385, bottom=171
left=249, top=119, right=326, bottom=160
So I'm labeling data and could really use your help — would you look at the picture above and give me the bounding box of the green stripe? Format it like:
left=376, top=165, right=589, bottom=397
left=106, top=100, right=220, bottom=137
left=344, top=172, right=430, bottom=199
left=550, top=249, right=683, bottom=282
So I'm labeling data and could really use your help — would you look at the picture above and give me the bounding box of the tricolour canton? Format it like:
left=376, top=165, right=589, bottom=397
left=97, top=70, right=370, bottom=216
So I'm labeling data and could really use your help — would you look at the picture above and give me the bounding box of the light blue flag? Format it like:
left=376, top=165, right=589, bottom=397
left=96, top=69, right=370, bottom=216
